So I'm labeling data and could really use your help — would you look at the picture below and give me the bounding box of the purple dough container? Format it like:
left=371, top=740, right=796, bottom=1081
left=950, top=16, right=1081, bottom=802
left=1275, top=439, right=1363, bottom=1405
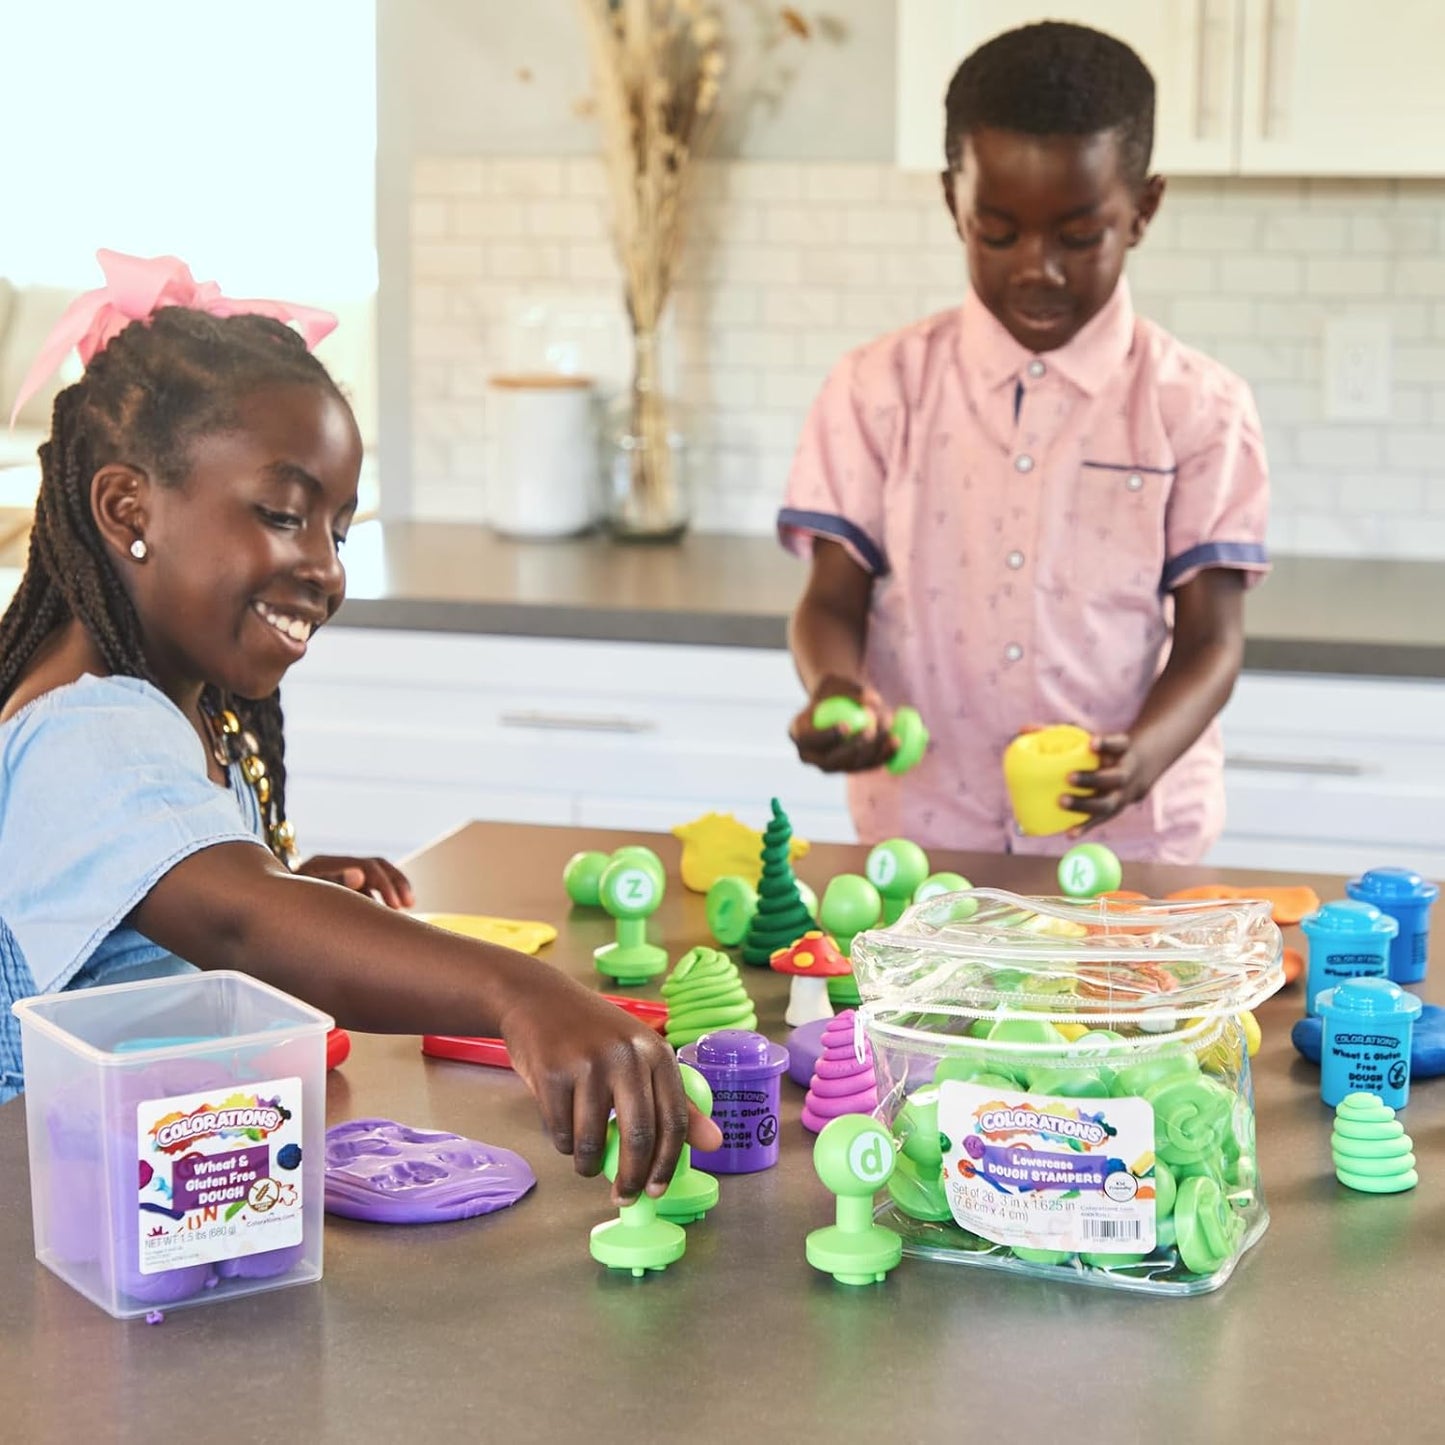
left=678, top=1030, right=788, bottom=1174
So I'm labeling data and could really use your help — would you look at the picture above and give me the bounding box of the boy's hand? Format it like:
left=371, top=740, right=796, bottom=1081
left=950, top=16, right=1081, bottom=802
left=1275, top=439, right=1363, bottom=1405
left=1061, top=732, right=1160, bottom=833
left=790, top=676, right=898, bottom=774
left=296, top=854, right=415, bottom=910
left=500, top=978, right=723, bottom=1205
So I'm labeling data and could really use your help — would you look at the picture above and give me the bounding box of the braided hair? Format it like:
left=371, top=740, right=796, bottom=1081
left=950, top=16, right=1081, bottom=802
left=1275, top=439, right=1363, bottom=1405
left=0, top=307, right=346, bottom=845
left=945, top=22, right=1156, bottom=186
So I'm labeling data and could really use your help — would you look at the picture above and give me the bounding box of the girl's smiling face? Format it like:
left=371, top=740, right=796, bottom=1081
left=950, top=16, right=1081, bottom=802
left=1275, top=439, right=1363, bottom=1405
left=105, top=381, right=362, bottom=703
left=944, top=125, right=1163, bottom=353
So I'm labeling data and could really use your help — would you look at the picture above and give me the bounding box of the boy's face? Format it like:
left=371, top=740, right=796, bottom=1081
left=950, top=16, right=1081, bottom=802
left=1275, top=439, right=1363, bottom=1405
left=944, top=126, right=1164, bottom=353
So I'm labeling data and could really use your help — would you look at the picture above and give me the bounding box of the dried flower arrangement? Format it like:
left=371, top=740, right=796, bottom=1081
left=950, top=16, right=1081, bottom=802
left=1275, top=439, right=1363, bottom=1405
left=577, top=0, right=727, bottom=537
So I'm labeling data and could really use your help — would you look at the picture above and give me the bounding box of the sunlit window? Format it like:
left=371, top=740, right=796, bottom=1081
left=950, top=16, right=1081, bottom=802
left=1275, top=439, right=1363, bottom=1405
left=0, top=0, right=378, bottom=518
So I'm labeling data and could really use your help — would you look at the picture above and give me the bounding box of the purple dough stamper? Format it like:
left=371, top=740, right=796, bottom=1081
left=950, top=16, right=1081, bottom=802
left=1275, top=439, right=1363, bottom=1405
left=323, top=1118, right=536, bottom=1224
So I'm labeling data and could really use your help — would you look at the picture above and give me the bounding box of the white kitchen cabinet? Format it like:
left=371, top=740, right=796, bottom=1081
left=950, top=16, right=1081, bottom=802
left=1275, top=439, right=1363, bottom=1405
left=898, top=0, right=1241, bottom=174
left=1238, top=0, right=1445, bottom=176
left=1207, top=672, right=1445, bottom=877
left=897, top=0, right=1445, bottom=178
left=277, top=628, right=853, bottom=862
left=278, top=627, right=1444, bottom=881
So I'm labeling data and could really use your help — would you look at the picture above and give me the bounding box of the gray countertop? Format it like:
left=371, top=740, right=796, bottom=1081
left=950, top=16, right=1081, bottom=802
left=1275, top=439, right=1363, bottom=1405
left=4, top=822, right=1441, bottom=1443
left=331, top=522, right=1445, bottom=678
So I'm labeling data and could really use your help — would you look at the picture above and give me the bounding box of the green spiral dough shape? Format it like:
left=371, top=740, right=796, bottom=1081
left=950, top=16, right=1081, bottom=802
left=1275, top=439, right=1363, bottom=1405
left=1331, top=1092, right=1418, bottom=1194
left=1173, top=1174, right=1244, bottom=1275
left=660, top=946, right=757, bottom=1047
left=1143, top=1073, right=1234, bottom=1168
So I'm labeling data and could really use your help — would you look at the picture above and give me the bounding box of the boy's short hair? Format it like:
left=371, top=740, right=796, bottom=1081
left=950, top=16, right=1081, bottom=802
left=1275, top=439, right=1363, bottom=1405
left=944, top=21, right=1155, bottom=186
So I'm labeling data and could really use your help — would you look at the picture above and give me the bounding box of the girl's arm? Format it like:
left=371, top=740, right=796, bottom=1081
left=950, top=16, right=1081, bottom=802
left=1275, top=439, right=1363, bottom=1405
left=1067, top=568, right=1247, bottom=823
left=787, top=538, right=895, bottom=771
left=133, top=844, right=719, bottom=1203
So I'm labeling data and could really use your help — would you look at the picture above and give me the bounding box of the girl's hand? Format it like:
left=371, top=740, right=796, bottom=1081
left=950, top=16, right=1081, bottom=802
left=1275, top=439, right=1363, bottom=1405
left=499, top=978, right=723, bottom=1206
left=789, top=676, right=898, bottom=774
left=296, top=854, right=415, bottom=909
left=1062, top=732, right=1160, bottom=833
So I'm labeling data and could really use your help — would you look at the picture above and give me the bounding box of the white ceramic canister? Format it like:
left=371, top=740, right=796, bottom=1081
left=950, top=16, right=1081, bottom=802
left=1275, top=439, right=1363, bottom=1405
left=486, top=373, right=597, bottom=538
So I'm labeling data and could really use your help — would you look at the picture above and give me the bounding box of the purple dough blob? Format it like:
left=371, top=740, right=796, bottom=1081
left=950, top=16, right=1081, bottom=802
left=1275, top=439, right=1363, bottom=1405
left=786, top=1017, right=832, bottom=1088
left=323, top=1118, right=536, bottom=1225
left=964, top=1134, right=986, bottom=1160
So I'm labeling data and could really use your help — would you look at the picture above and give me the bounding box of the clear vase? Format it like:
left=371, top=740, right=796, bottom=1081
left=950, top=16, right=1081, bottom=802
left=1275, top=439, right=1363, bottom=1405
left=602, top=327, right=691, bottom=541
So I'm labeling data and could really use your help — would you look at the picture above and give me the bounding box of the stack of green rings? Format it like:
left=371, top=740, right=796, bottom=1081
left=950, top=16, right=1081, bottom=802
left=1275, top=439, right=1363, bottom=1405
left=884, top=1016, right=1255, bottom=1279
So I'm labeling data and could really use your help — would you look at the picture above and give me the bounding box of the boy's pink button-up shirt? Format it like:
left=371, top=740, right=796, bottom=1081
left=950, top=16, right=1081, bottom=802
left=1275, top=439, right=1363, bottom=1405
left=779, top=280, right=1270, bottom=864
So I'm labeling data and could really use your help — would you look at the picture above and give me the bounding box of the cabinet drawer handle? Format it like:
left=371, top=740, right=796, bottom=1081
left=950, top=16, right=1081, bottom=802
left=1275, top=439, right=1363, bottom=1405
left=1225, top=753, right=1368, bottom=778
left=498, top=710, right=657, bottom=735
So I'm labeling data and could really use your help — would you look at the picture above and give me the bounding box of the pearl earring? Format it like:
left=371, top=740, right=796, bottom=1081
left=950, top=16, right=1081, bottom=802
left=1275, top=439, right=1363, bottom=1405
left=129, top=538, right=148, bottom=560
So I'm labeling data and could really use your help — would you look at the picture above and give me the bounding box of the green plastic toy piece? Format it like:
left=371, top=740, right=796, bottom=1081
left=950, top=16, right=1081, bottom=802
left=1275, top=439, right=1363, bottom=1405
left=1057, top=842, right=1123, bottom=899
left=812, top=696, right=872, bottom=734
left=887, top=1087, right=953, bottom=1222
left=593, top=854, right=668, bottom=984
left=1331, top=1092, right=1418, bottom=1194
left=589, top=1106, right=689, bottom=1277
left=655, top=1065, right=721, bottom=1223
left=887, top=706, right=930, bottom=775
left=806, top=1115, right=904, bottom=1286
left=563, top=850, right=610, bottom=907
left=705, top=875, right=758, bottom=946
left=661, top=947, right=757, bottom=1047
left=912, top=871, right=974, bottom=908
left=1173, top=1174, right=1242, bottom=1275
left=1012, top=1246, right=1074, bottom=1265
left=740, top=799, right=816, bottom=967
left=819, top=874, right=882, bottom=956
left=1144, top=1073, right=1233, bottom=1169
left=1112, top=1050, right=1200, bottom=1098
left=1024, top=1066, right=1110, bottom=1098
left=865, top=839, right=931, bottom=924
left=608, top=845, right=666, bottom=886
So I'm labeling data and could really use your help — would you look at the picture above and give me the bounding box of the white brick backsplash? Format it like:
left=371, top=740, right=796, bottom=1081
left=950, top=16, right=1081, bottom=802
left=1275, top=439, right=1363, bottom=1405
left=1296, top=426, right=1383, bottom=470
left=409, top=155, right=1445, bottom=559
left=1219, top=256, right=1303, bottom=296
left=488, top=158, right=564, bottom=197
left=1305, top=257, right=1391, bottom=297
left=1260, top=214, right=1348, bottom=253
left=843, top=206, right=924, bottom=248
left=803, top=165, right=882, bottom=203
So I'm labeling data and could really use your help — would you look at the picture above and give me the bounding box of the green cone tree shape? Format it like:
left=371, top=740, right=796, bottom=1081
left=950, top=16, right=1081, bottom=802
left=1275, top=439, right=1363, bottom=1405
left=741, top=798, right=815, bottom=966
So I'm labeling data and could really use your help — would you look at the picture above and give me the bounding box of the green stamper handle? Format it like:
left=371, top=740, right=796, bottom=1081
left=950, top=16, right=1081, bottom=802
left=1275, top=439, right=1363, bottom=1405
left=655, top=1065, right=721, bottom=1224
left=812, top=696, right=872, bottom=735
left=594, top=854, right=668, bottom=984
left=865, top=840, right=931, bottom=925
left=886, top=706, right=930, bottom=775
left=805, top=1115, right=904, bottom=1286
left=589, top=1114, right=688, bottom=1277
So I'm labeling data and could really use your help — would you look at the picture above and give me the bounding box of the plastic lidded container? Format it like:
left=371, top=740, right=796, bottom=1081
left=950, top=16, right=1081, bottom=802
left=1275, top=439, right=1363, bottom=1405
left=1300, top=900, right=1397, bottom=1015
left=12, top=971, right=331, bottom=1319
left=1345, top=868, right=1438, bottom=985
left=851, top=889, right=1285, bottom=1297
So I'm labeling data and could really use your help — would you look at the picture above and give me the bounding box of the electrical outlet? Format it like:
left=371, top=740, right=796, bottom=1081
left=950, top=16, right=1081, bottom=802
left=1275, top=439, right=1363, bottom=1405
left=1323, top=315, right=1392, bottom=422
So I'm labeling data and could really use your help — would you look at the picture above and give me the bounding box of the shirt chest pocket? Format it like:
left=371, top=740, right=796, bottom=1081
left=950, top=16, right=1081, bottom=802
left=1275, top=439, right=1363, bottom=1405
left=1040, top=461, right=1171, bottom=602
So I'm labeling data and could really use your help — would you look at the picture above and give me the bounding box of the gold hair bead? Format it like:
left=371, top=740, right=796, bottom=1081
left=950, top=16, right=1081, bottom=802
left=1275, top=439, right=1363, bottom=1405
left=239, top=730, right=261, bottom=757
left=241, top=755, right=267, bottom=785
left=273, top=820, right=297, bottom=852
left=218, top=709, right=241, bottom=737
left=256, top=775, right=272, bottom=806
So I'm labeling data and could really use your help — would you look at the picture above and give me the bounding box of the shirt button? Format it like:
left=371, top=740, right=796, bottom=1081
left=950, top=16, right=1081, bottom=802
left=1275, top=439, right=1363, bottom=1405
left=1014, top=454, right=1034, bottom=474
left=1126, top=473, right=1144, bottom=491
left=1006, top=550, right=1025, bottom=569
left=1027, top=360, right=1046, bottom=379
left=1004, top=643, right=1024, bottom=662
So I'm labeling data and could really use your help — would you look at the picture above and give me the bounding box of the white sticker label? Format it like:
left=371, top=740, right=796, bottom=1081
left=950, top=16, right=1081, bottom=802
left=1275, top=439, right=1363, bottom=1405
left=136, top=1077, right=304, bottom=1273
left=937, top=1080, right=1156, bottom=1255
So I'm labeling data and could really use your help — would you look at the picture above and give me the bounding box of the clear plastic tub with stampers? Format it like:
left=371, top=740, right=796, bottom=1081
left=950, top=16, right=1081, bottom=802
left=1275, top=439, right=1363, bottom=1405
left=849, top=889, right=1284, bottom=1296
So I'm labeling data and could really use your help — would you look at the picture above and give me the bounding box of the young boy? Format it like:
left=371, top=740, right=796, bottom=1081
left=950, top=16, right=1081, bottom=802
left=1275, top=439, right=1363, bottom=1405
left=779, top=21, right=1269, bottom=863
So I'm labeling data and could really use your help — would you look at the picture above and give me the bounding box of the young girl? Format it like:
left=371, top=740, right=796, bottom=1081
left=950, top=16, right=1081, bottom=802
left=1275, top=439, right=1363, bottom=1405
left=0, top=251, right=719, bottom=1201
left=780, top=22, right=1269, bottom=865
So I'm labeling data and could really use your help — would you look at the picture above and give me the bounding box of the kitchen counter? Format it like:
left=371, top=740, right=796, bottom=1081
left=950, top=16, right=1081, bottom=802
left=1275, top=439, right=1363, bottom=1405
left=3, top=821, right=1440, bottom=1443
left=330, top=522, right=1445, bottom=678
left=3, top=516, right=1441, bottom=677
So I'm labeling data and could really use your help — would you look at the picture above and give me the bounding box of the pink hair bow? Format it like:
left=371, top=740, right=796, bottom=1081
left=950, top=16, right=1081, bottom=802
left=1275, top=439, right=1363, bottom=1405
left=8, top=248, right=339, bottom=427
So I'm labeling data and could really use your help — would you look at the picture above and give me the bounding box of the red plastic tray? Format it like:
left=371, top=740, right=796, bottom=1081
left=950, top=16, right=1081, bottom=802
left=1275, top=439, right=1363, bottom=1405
left=423, top=995, right=667, bottom=1071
